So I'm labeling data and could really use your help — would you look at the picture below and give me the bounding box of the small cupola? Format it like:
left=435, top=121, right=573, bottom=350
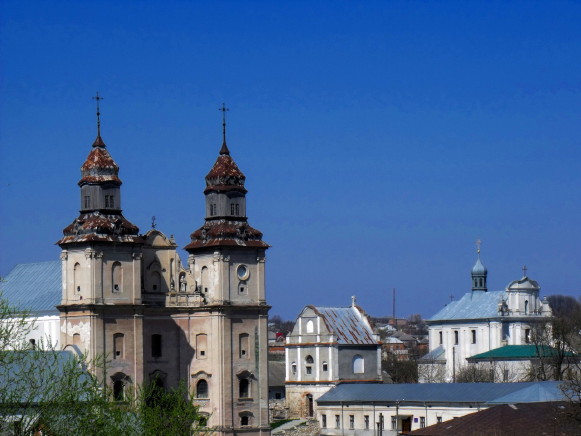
left=471, top=240, right=488, bottom=292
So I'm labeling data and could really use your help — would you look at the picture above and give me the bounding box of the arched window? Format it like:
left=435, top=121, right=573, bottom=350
left=322, top=361, right=328, bottom=372
left=305, top=355, right=314, bottom=375
left=239, top=378, right=250, bottom=398
left=239, top=333, right=249, bottom=358
left=291, top=362, right=297, bottom=374
left=305, top=355, right=314, bottom=364
left=114, top=333, right=124, bottom=359
left=353, top=355, right=364, bottom=374
left=525, top=300, right=529, bottom=315
left=113, top=380, right=125, bottom=401
left=73, top=262, right=81, bottom=293
left=306, top=320, right=314, bottom=333
left=73, top=333, right=81, bottom=346
left=196, top=379, right=209, bottom=398
left=112, top=261, right=122, bottom=293
left=151, top=271, right=162, bottom=292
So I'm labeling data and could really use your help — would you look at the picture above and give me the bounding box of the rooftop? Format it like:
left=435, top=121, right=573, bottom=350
left=311, top=305, right=378, bottom=345
left=317, top=381, right=564, bottom=405
left=467, top=345, right=576, bottom=361
left=1, top=261, right=61, bottom=315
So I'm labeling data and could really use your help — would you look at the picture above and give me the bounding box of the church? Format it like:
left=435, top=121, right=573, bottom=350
left=55, top=101, right=271, bottom=434
left=420, top=246, right=553, bottom=383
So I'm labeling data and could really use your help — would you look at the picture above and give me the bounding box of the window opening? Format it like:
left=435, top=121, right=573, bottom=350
left=454, top=331, right=459, bottom=345
left=239, top=378, right=250, bottom=398
left=439, top=331, right=443, bottom=344
left=322, top=415, right=327, bottom=428
left=84, top=196, right=90, bottom=208
left=291, top=362, right=297, bottom=374
left=364, top=415, right=369, bottom=430
left=322, top=361, right=328, bottom=372
left=241, top=416, right=249, bottom=426
left=335, top=415, right=340, bottom=429
left=353, top=354, right=364, bottom=374
left=471, top=330, right=476, bottom=344
left=420, top=417, right=426, bottom=428
left=525, top=328, right=531, bottom=344
left=113, top=380, right=124, bottom=401
left=349, top=415, right=354, bottom=429
left=196, top=379, right=208, bottom=398
left=239, top=333, right=249, bottom=358
left=151, top=334, right=162, bottom=358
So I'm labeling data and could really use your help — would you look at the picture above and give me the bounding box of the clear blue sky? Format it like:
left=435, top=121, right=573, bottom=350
left=1, top=1, right=580, bottom=321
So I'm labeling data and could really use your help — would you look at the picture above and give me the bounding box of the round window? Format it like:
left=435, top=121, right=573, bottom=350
left=237, top=265, right=250, bottom=280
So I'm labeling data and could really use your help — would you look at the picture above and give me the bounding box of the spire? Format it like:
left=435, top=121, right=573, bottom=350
left=219, top=103, right=230, bottom=155
left=471, top=239, right=488, bottom=292
left=92, top=92, right=106, bottom=147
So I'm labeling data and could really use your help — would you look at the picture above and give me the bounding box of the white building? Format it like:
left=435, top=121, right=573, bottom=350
left=285, top=298, right=382, bottom=418
left=420, top=250, right=552, bottom=382
left=315, top=381, right=564, bottom=435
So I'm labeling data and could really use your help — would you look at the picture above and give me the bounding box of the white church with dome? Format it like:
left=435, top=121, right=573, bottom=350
left=420, top=247, right=553, bottom=382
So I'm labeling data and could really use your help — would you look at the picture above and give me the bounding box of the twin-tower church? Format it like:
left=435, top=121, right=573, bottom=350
left=56, top=106, right=271, bottom=435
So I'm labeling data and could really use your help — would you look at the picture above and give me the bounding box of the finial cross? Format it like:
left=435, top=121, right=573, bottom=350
left=522, top=265, right=527, bottom=277
left=449, top=294, right=454, bottom=302
left=475, top=238, right=482, bottom=254
left=92, top=92, right=103, bottom=136
left=219, top=103, right=229, bottom=144
left=151, top=216, right=156, bottom=229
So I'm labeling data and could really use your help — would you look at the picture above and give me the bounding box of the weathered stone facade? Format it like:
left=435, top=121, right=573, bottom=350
left=57, top=124, right=271, bottom=435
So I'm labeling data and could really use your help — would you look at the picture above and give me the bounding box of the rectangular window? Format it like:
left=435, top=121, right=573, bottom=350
left=437, top=417, right=442, bottom=423
left=335, top=415, right=340, bottom=429
left=109, top=195, right=114, bottom=208
left=235, top=204, right=240, bottom=215
left=349, top=415, right=354, bottom=429
left=525, top=328, right=531, bottom=344
left=306, top=366, right=312, bottom=375
left=454, top=330, right=459, bottom=345
left=321, top=415, right=327, bottom=429
left=231, top=204, right=235, bottom=215
left=84, top=196, right=90, bottom=208
left=420, top=417, right=425, bottom=428
left=471, top=329, right=477, bottom=344
left=364, top=415, right=369, bottom=430
left=105, top=195, right=110, bottom=208
left=439, top=331, right=443, bottom=345
left=151, top=334, right=162, bottom=358
left=391, top=417, right=397, bottom=430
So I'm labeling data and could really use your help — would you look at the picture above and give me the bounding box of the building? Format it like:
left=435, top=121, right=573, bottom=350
left=0, top=261, right=61, bottom=350
left=315, top=381, right=565, bottom=435
left=409, top=401, right=578, bottom=436
left=466, top=344, right=578, bottom=382
left=420, top=248, right=552, bottom=382
left=285, top=298, right=382, bottom=418
left=53, top=108, right=271, bottom=435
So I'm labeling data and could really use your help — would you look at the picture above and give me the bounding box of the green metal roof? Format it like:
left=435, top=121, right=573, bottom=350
left=468, top=345, right=575, bottom=361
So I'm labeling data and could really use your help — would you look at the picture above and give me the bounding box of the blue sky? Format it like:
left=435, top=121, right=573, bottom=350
left=1, top=1, right=580, bottom=321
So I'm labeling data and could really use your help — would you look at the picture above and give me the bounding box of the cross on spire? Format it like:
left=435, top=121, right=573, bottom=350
left=92, top=92, right=103, bottom=136
left=219, top=103, right=230, bottom=155
left=522, top=265, right=528, bottom=277
left=151, top=216, right=157, bottom=229
left=476, top=238, right=482, bottom=255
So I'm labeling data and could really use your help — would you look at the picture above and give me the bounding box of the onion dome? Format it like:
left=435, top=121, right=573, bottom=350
left=472, top=257, right=488, bottom=275
left=58, top=133, right=141, bottom=246
left=78, top=135, right=122, bottom=186
left=204, top=144, right=247, bottom=195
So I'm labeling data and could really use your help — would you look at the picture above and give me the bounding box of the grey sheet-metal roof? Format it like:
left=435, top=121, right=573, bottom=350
left=1, top=261, right=61, bottom=315
left=429, top=291, right=506, bottom=321
left=419, top=345, right=446, bottom=362
left=317, top=381, right=563, bottom=405
left=312, top=306, right=378, bottom=345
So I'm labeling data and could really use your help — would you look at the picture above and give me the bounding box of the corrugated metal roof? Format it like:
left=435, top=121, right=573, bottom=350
left=317, top=381, right=563, bottom=405
left=313, top=306, right=378, bottom=345
left=429, top=291, right=506, bottom=321
left=468, top=345, right=576, bottom=361
left=1, top=261, right=61, bottom=314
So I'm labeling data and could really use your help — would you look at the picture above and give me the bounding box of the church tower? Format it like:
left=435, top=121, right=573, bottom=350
left=184, top=107, right=271, bottom=434
left=471, top=241, right=488, bottom=292
left=57, top=95, right=145, bottom=394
